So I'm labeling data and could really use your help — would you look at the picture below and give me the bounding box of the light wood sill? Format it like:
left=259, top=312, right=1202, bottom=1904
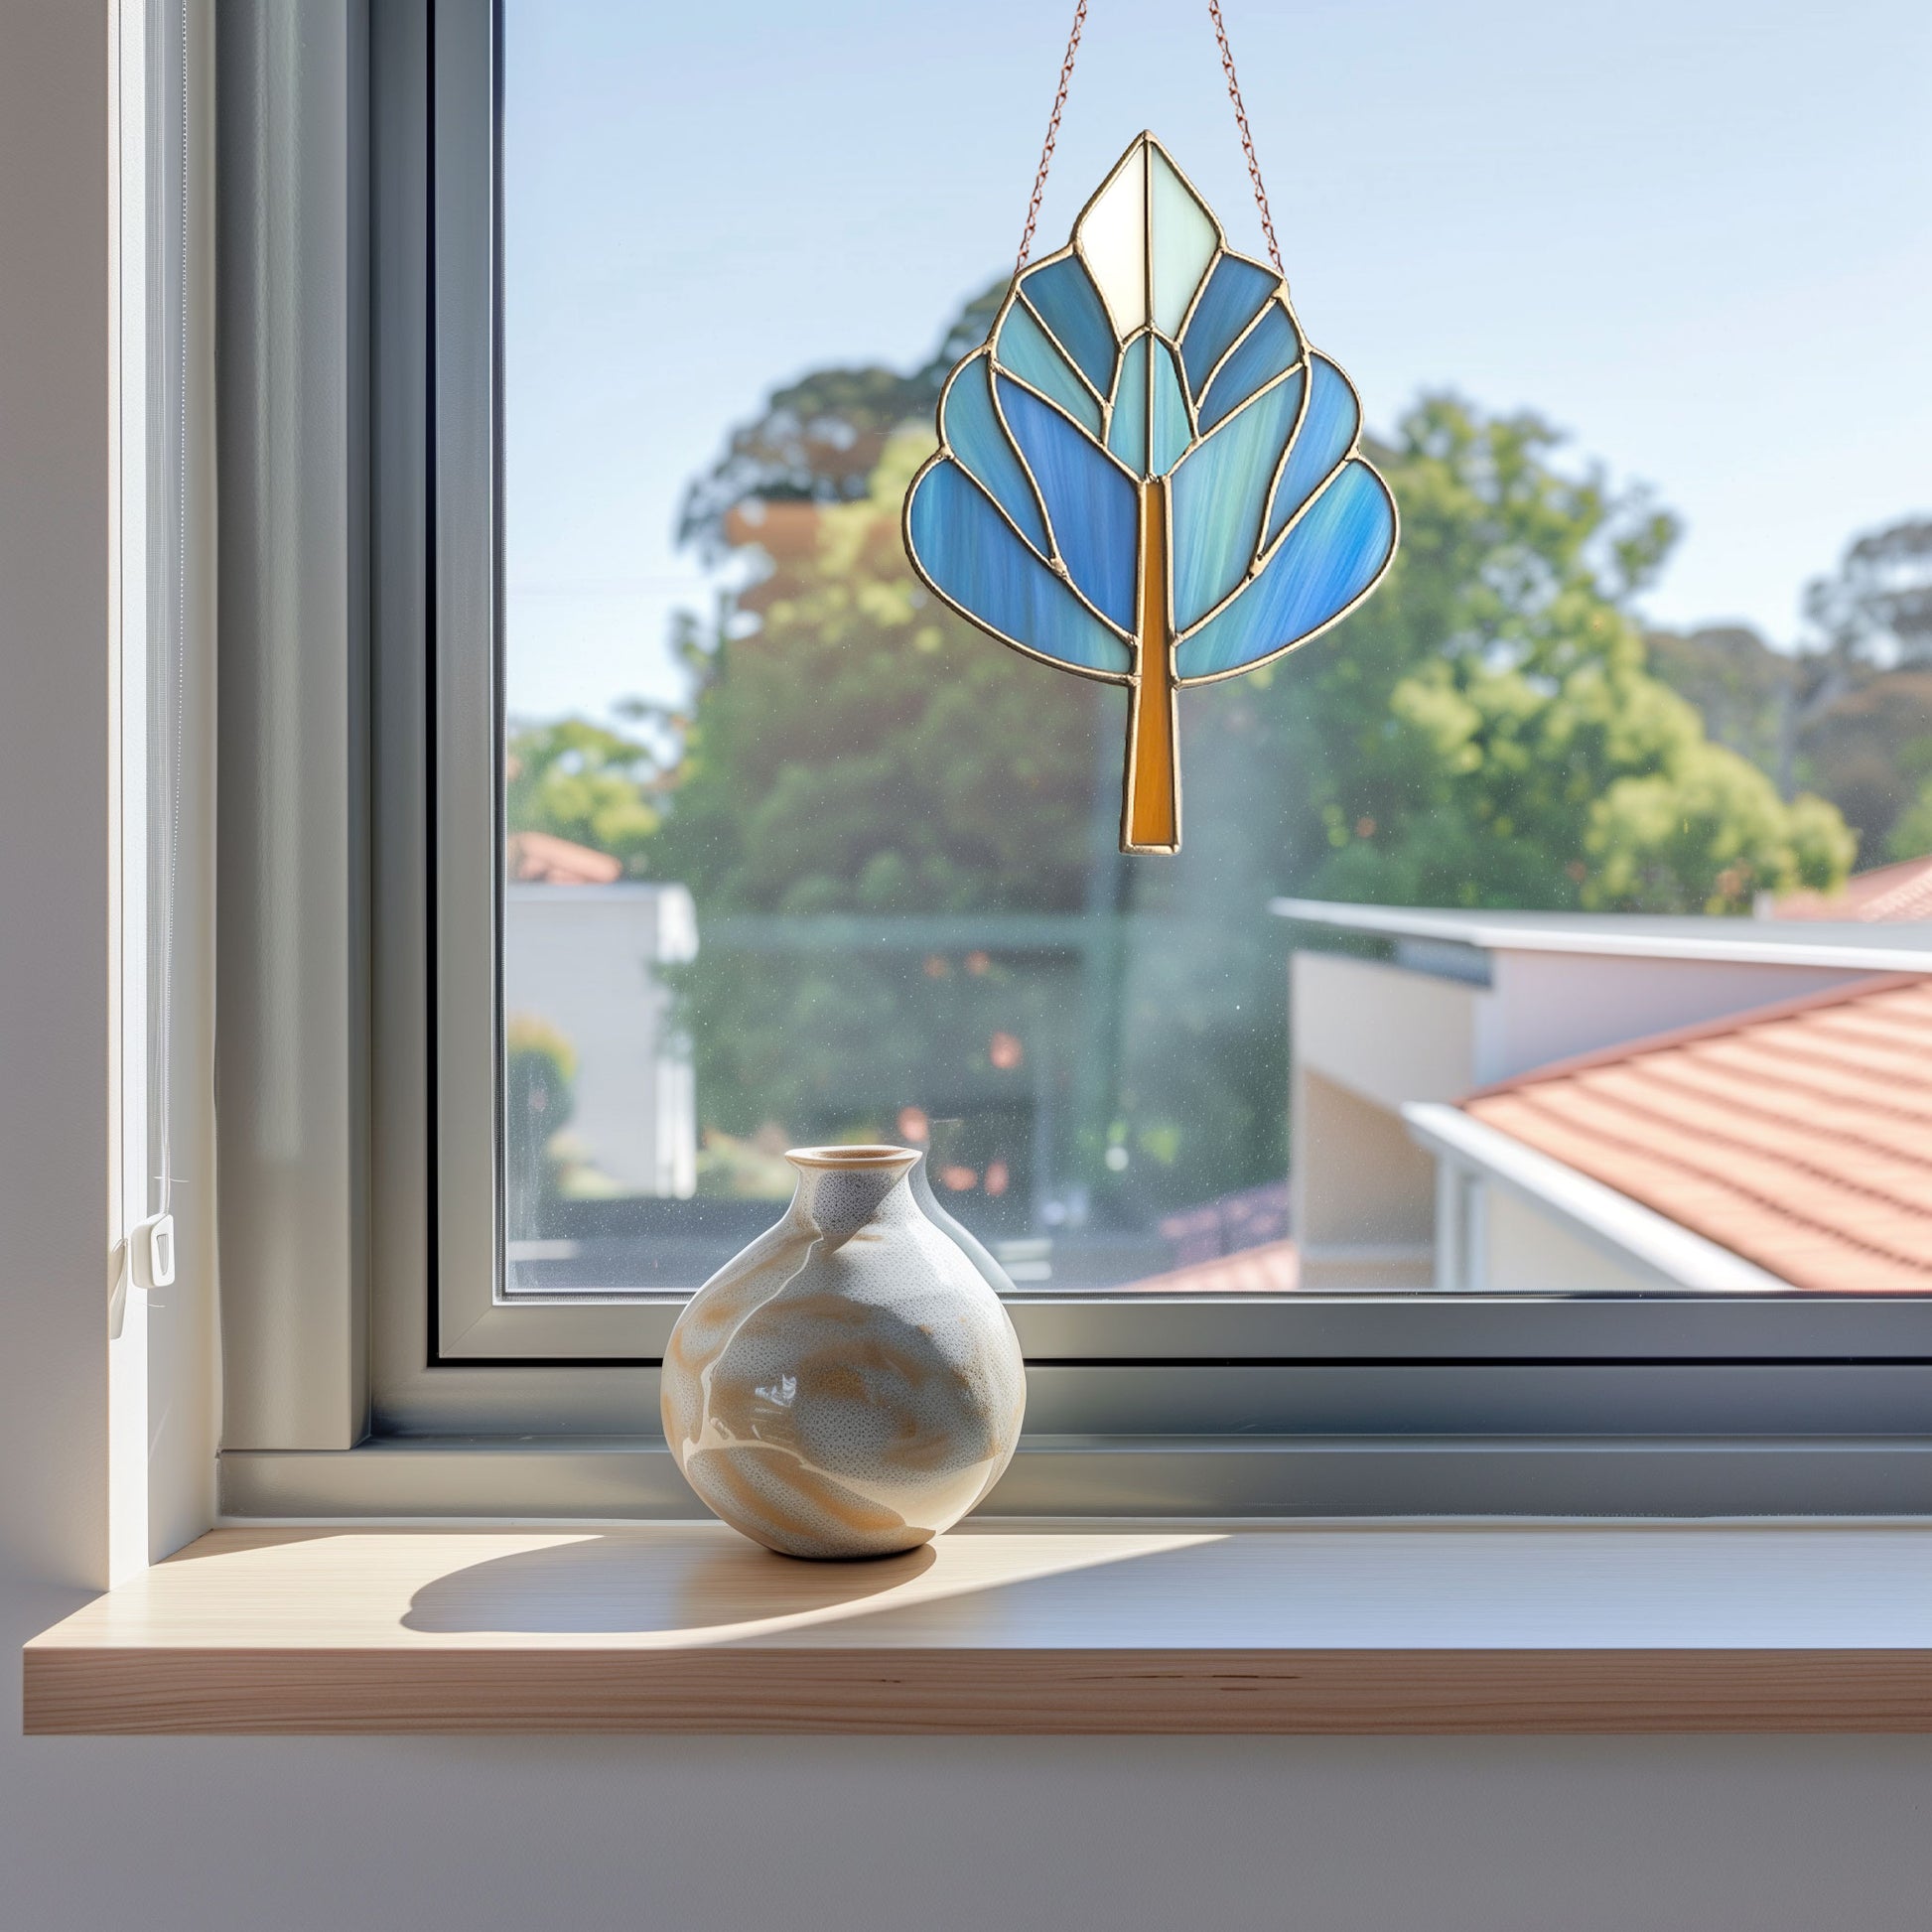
left=27, top=1521, right=1932, bottom=1734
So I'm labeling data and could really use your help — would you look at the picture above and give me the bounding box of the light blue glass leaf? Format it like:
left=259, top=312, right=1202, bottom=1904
left=1020, top=256, right=1117, bottom=397
left=1198, top=303, right=1301, bottom=433
left=1179, top=255, right=1277, bottom=400
left=1174, top=460, right=1396, bottom=680
left=1108, top=337, right=1149, bottom=474
left=995, top=303, right=1102, bottom=436
left=1149, top=146, right=1218, bottom=335
left=904, top=129, right=1399, bottom=765
left=1264, top=352, right=1360, bottom=548
left=996, top=373, right=1139, bottom=631
left=907, top=461, right=1131, bottom=676
left=941, top=351, right=1048, bottom=555
left=1150, top=340, right=1191, bottom=477
left=1078, top=139, right=1152, bottom=336
left=1106, top=337, right=1193, bottom=480
left=1169, top=370, right=1306, bottom=630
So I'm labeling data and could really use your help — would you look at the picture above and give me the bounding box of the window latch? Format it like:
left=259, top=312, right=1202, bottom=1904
left=133, top=1213, right=176, bottom=1291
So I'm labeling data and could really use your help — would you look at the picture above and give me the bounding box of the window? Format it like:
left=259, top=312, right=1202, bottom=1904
left=219, top=0, right=1932, bottom=1512
left=491, top=3, right=1308, bottom=1318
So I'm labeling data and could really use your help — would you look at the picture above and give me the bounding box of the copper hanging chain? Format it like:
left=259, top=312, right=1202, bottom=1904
left=1015, top=0, right=1089, bottom=275
left=1206, top=0, right=1283, bottom=276
left=1013, top=0, right=1285, bottom=280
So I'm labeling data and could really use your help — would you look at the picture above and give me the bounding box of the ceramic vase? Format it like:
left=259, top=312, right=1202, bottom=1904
left=661, top=1144, right=1026, bottom=1560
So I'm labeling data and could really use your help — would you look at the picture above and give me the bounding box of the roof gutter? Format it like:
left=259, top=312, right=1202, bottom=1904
left=1403, top=1102, right=1794, bottom=1296
left=1272, top=897, right=1932, bottom=973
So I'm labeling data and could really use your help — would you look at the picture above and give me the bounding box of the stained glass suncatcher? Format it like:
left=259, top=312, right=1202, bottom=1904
left=904, top=133, right=1398, bottom=853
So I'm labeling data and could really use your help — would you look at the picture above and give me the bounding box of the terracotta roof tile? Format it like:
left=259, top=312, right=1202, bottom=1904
left=1118, top=1239, right=1300, bottom=1294
left=1775, top=853, right=1932, bottom=921
left=1464, top=976, right=1932, bottom=1292
left=505, top=831, right=623, bottom=886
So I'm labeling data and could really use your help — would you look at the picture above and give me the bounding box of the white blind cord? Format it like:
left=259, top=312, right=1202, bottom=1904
left=139, top=2, right=189, bottom=1295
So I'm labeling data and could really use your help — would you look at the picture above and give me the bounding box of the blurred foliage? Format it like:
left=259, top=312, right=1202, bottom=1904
left=1642, top=521, right=1932, bottom=865
left=1804, top=516, right=1932, bottom=670
left=1644, top=625, right=1793, bottom=779
left=503, top=1012, right=577, bottom=1232
left=694, top=1124, right=799, bottom=1199
left=528, top=298, right=1877, bottom=1220
left=677, top=281, right=1006, bottom=558
left=504, top=717, right=662, bottom=875
left=1889, top=777, right=1932, bottom=864
left=650, top=439, right=1097, bottom=916
left=662, top=378, right=1854, bottom=926
left=1791, top=672, right=1932, bottom=864
left=1267, top=396, right=1851, bottom=914
left=662, top=934, right=1062, bottom=1221
left=1646, top=627, right=1932, bottom=864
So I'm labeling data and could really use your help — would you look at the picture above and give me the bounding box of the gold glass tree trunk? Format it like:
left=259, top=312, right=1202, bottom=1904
left=1122, top=475, right=1179, bottom=852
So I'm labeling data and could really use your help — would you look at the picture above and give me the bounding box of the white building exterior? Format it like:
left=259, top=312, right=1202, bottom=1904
left=502, top=882, right=700, bottom=1197
left=1282, top=900, right=1932, bottom=1293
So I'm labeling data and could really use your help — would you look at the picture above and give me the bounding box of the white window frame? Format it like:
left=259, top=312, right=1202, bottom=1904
left=212, top=0, right=1932, bottom=1518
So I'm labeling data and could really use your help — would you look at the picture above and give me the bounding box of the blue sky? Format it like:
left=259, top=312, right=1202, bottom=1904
left=503, top=0, right=1932, bottom=725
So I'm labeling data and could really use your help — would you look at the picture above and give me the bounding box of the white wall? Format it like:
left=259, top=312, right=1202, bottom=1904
left=11, top=10, right=1932, bottom=1931
left=1294, top=951, right=1481, bottom=1111
left=1474, top=950, right=1871, bottom=1085
left=1295, top=1070, right=1436, bottom=1287
left=1480, top=1185, right=1660, bottom=1296
left=502, top=882, right=697, bottom=1197
left=12, top=1734, right=1932, bottom=1932
left=1291, top=954, right=1475, bottom=1284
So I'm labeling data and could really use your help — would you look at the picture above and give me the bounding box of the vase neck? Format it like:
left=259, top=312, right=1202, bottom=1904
left=784, top=1146, right=924, bottom=1239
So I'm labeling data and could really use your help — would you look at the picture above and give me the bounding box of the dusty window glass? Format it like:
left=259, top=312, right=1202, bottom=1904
left=499, top=0, right=1932, bottom=1299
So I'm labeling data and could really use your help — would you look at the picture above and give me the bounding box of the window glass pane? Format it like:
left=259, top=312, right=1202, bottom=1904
left=500, top=1, right=1932, bottom=1298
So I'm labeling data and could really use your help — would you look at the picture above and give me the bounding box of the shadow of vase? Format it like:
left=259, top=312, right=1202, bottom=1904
left=402, top=1532, right=937, bottom=1636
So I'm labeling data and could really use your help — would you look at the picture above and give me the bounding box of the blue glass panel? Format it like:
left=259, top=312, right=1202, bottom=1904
left=1169, top=371, right=1305, bottom=630
left=1150, top=340, right=1192, bottom=477
left=1178, top=255, right=1276, bottom=400
left=997, top=373, right=1139, bottom=631
left=1021, top=257, right=1118, bottom=396
left=1149, top=149, right=1218, bottom=336
left=1104, top=339, right=1191, bottom=481
left=1108, top=337, right=1149, bottom=474
left=1264, top=353, right=1360, bottom=548
left=908, top=461, right=1131, bottom=676
left=996, top=303, right=1103, bottom=436
left=1175, top=460, right=1395, bottom=679
left=1197, top=303, right=1301, bottom=433
left=942, top=352, right=1048, bottom=554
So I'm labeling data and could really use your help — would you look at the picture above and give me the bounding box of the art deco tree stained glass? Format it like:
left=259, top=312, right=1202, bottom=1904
left=904, top=133, right=1398, bottom=853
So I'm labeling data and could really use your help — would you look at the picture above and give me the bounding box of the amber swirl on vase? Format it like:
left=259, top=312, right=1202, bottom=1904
left=660, top=1145, right=1027, bottom=1560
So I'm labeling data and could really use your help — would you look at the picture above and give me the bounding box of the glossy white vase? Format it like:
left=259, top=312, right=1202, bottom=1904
left=661, top=1145, right=1027, bottom=1559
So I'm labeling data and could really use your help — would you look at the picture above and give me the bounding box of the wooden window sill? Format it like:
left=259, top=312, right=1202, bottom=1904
left=26, top=1520, right=1932, bottom=1734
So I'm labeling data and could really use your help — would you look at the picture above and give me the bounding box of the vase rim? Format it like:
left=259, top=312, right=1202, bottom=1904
left=785, top=1143, right=922, bottom=1172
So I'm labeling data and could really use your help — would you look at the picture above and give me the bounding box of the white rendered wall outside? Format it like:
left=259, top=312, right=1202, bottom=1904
left=502, top=882, right=698, bottom=1199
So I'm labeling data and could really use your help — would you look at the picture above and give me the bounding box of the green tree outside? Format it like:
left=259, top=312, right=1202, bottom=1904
left=505, top=716, right=663, bottom=876
left=509, top=305, right=1859, bottom=1223
left=1262, top=397, right=1852, bottom=914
